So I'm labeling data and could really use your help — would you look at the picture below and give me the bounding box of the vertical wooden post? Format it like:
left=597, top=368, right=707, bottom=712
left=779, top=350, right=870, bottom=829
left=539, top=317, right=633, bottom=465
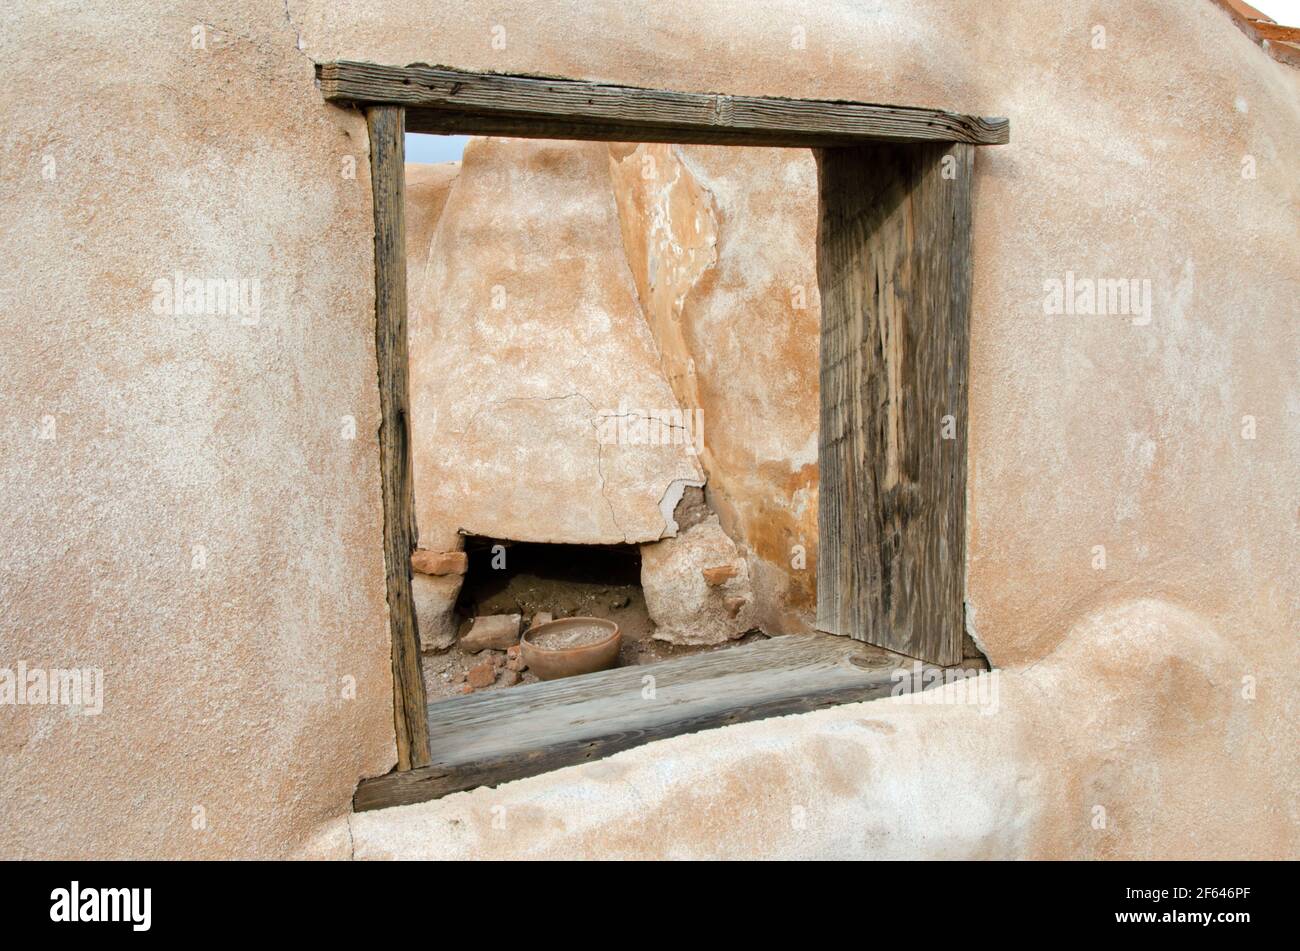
left=815, top=143, right=973, bottom=666
left=368, top=105, right=431, bottom=769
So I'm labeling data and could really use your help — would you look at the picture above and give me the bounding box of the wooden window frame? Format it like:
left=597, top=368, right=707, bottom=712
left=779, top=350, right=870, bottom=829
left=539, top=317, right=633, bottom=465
left=320, top=62, right=1008, bottom=808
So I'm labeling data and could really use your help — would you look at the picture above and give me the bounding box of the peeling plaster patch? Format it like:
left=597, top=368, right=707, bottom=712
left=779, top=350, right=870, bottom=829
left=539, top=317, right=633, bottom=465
left=790, top=484, right=814, bottom=521
left=609, top=143, right=822, bottom=631
left=790, top=427, right=819, bottom=469
left=657, top=477, right=707, bottom=538
left=608, top=143, right=720, bottom=413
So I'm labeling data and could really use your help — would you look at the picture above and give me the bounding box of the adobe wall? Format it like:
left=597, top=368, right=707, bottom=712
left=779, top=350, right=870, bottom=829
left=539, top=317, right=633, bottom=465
left=1, top=0, right=1295, bottom=858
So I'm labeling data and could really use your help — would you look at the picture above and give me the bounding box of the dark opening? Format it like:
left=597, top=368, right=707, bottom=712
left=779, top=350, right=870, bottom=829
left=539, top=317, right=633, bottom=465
left=455, top=538, right=646, bottom=640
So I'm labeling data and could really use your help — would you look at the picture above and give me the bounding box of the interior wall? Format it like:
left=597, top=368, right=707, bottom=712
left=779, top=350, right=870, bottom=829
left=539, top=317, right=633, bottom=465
left=407, top=137, right=819, bottom=636
left=607, top=143, right=822, bottom=634
left=1, top=0, right=1296, bottom=858
left=407, top=138, right=705, bottom=551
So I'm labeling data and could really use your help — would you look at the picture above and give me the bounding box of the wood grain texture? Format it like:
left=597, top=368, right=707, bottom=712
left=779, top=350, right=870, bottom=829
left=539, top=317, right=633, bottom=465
left=353, top=634, right=973, bottom=811
left=321, top=62, right=1009, bottom=147
left=1251, top=21, right=1300, bottom=43
left=815, top=143, right=973, bottom=666
left=368, top=106, right=431, bottom=770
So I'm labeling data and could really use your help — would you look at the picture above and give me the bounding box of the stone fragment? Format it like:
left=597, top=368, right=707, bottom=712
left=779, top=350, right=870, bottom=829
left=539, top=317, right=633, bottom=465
left=641, top=515, right=755, bottom=645
left=499, top=669, right=520, bottom=687
left=528, top=612, right=553, bottom=631
left=411, top=549, right=467, bottom=576
left=466, top=660, right=496, bottom=689
left=505, top=644, right=527, bottom=672
left=459, top=614, right=523, bottom=653
left=412, top=573, right=463, bottom=652
left=702, top=565, right=739, bottom=586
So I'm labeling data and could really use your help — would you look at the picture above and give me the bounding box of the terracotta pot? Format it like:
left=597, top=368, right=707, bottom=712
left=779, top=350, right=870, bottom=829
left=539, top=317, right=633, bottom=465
left=520, top=617, right=621, bottom=681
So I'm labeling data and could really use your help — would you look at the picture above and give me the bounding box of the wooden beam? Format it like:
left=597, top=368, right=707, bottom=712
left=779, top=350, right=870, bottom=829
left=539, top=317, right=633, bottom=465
left=367, top=105, right=431, bottom=770
left=320, top=62, right=1009, bottom=147
left=1251, top=20, right=1300, bottom=43
left=815, top=143, right=973, bottom=666
left=353, top=634, right=981, bottom=811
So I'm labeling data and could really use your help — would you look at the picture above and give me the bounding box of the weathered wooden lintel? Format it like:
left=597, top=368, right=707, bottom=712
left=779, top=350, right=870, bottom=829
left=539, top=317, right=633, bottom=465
left=321, top=61, right=1009, bottom=147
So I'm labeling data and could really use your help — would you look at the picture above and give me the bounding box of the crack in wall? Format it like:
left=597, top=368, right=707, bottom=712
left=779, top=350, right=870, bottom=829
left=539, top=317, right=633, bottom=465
left=281, top=0, right=311, bottom=62
left=590, top=421, right=629, bottom=542
left=448, top=392, right=587, bottom=440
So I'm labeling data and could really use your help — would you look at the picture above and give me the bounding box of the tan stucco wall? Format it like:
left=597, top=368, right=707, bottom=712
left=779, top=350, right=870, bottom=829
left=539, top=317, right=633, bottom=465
left=2, top=0, right=1296, bottom=858
left=353, top=600, right=1294, bottom=860
left=0, top=0, right=395, bottom=858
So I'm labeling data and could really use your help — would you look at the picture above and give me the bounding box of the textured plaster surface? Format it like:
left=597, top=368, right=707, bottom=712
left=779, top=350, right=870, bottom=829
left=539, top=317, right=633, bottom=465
left=407, top=138, right=704, bottom=546
left=405, top=161, right=460, bottom=351
left=325, top=0, right=1300, bottom=858
left=608, top=143, right=821, bottom=634
left=1, top=0, right=395, bottom=858
left=1, top=0, right=1296, bottom=859
left=352, top=600, right=1296, bottom=860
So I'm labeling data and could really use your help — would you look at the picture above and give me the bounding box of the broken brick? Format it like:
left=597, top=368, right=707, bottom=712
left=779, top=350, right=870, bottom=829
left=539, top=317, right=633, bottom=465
left=702, top=564, right=739, bottom=586
left=411, top=549, right=468, bottom=576
left=466, top=659, right=496, bottom=689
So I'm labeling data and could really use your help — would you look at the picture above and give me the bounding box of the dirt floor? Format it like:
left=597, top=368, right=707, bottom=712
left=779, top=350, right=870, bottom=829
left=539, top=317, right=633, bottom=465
left=422, top=539, right=766, bottom=701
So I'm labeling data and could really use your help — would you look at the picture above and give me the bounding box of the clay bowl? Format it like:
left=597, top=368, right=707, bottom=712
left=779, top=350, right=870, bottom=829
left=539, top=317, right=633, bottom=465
left=520, top=617, right=621, bottom=681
